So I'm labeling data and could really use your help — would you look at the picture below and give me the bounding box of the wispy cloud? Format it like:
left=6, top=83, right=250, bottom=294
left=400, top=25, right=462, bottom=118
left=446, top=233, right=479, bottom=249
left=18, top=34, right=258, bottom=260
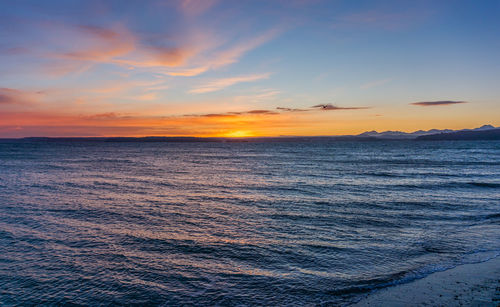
left=49, top=23, right=280, bottom=77
left=0, top=88, right=42, bottom=105
left=193, top=109, right=280, bottom=118
left=0, top=88, right=24, bottom=104
left=0, top=10, right=275, bottom=79
left=162, top=28, right=281, bottom=77
left=190, top=73, right=271, bottom=94
left=410, top=101, right=467, bottom=106
left=167, top=66, right=210, bottom=76
left=206, top=28, right=283, bottom=69
left=232, top=90, right=280, bottom=103
left=53, top=25, right=135, bottom=62
left=113, top=45, right=199, bottom=68
left=188, top=102, right=368, bottom=118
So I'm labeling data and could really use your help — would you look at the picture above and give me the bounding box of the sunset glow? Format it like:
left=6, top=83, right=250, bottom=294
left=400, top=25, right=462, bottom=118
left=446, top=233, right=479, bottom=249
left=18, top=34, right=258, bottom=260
left=0, top=0, right=499, bottom=137
left=1, top=2, right=499, bottom=305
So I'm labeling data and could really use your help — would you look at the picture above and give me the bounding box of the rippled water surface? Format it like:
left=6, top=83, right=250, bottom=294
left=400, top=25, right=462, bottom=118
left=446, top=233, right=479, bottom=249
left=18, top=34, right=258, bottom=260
left=0, top=140, right=499, bottom=305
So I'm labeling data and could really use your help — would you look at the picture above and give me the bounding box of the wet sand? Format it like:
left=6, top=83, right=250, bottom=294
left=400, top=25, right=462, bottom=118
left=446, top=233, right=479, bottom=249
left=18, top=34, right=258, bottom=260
left=352, top=256, right=500, bottom=307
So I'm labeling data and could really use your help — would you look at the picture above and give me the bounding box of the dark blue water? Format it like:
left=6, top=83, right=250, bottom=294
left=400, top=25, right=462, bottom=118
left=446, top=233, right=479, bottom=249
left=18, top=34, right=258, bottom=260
left=0, top=140, right=499, bottom=306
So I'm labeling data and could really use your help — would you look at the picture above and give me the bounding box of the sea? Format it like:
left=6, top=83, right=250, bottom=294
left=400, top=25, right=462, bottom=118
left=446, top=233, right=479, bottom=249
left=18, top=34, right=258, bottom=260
left=0, top=139, right=499, bottom=306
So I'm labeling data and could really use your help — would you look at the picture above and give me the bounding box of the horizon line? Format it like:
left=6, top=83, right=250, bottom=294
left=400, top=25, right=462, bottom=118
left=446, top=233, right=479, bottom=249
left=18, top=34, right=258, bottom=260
left=0, top=124, right=497, bottom=140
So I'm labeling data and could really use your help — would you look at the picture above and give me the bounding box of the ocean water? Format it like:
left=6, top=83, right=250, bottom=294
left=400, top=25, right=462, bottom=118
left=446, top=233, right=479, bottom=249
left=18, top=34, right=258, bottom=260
left=0, top=140, right=499, bottom=306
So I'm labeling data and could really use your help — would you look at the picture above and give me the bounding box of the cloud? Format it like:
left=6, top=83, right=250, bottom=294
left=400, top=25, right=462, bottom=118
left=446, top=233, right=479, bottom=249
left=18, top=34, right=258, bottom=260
left=232, top=90, right=280, bottom=103
left=167, top=66, right=210, bottom=76
left=54, top=25, right=135, bottom=62
left=189, top=73, right=270, bottom=94
left=3, top=7, right=284, bottom=78
left=206, top=28, right=283, bottom=69
left=192, top=109, right=280, bottom=118
left=0, top=88, right=42, bottom=105
left=276, top=107, right=308, bottom=112
left=246, top=109, right=279, bottom=115
left=311, top=104, right=369, bottom=110
left=0, top=98, right=374, bottom=138
left=188, top=102, right=367, bottom=118
left=0, top=88, right=23, bottom=104
left=130, top=92, right=158, bottom=101
left=410, top=101, right=467, bottom=106
left=109, top=26, right=281, bottom=75
left=44, top=23, right=199, bottom=74
left=145, top=46, right=195, bottom=67
left=113, top=45, right=198, bottom=68
left=45, top=18, right=281, bottom=76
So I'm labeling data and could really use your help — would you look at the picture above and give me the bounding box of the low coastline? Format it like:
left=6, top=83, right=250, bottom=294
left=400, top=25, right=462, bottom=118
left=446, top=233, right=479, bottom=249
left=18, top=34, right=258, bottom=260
left=352, top=255, right=500, bottom=306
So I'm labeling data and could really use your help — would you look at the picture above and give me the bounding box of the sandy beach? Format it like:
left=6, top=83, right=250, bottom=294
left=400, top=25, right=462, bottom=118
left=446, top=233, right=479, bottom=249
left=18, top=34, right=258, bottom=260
left=352, top=256, right=500, bottom=306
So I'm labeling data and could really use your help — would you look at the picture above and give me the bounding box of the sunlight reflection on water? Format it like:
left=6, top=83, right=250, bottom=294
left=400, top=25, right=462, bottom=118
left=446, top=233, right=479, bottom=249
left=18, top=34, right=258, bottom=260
left=0, top=140, right=499, bottom=305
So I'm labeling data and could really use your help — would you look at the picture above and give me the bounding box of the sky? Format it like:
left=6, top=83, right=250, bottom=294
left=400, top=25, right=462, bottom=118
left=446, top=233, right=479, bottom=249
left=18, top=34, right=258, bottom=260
left=0, top=0, right=499, bottom=137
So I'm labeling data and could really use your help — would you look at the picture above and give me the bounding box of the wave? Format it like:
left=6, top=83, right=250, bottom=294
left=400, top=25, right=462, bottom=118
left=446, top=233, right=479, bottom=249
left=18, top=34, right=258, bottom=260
left=366, top=172, right=406, bottom=178
left=392, top=181, right=500, bottom=189
left=467, top=182, right=500, bottom=188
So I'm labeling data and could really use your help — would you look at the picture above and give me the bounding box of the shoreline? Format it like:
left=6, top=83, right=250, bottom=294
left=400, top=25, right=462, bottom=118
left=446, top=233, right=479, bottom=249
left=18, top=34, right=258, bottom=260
left=351, top=256, right=500, bottom=306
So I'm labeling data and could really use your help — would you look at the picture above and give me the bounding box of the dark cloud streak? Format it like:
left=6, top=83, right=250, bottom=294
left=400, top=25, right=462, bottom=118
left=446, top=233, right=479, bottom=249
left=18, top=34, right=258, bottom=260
left=192, top=109, right=280, bottom=118
left=189, top=103, right=368, bottom=118
left=411, top=100, right=467, bottom=106
left=311, top=103, right=369, bottom=110
left=276, top=107, right=308, bottom=112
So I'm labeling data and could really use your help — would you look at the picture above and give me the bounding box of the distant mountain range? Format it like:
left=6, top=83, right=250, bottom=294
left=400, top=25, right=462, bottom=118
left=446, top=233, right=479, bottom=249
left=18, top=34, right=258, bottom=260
left=416, top=127, right=500, bottom=141
left=356, top=125, right=499, bottom=140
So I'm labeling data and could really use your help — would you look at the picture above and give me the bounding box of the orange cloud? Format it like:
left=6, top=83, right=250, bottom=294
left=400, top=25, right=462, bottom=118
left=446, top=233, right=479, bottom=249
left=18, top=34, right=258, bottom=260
left=23, top=16, right=283, bottom=78
left=190, top=73, right=271, bottom=93
left=113, top=45, right=199, bottom=69
left=46, top=23, right=200, bottom=74
left=149, top=46, right=194, bottom=67
left=167, top=66, right=210, bottom=76
left=0, top=106, right=311, bottom=137
left=126, top=27, right=282, bottom=76
left=54, top=25, right=135, bottom=62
